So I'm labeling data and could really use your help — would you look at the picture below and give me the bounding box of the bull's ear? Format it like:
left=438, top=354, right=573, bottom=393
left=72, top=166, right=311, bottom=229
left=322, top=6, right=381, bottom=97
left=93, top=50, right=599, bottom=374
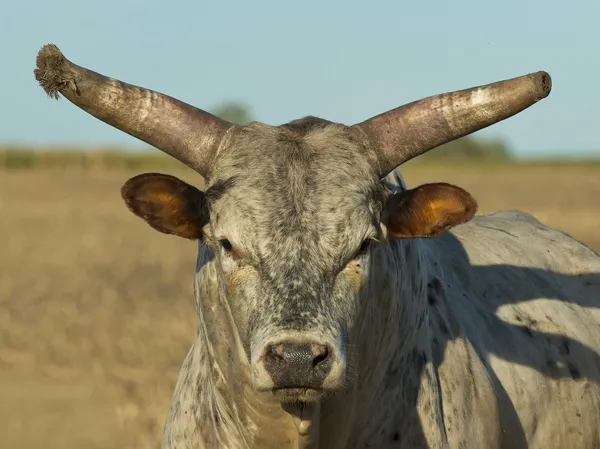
left=384, top=183, right=477, bottom=239
left=121, top=173, right=209, bottom=240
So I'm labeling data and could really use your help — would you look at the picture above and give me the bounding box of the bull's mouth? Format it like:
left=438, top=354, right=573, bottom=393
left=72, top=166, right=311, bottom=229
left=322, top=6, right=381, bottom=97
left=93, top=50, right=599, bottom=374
left=271, top=387, right=324, bottom=403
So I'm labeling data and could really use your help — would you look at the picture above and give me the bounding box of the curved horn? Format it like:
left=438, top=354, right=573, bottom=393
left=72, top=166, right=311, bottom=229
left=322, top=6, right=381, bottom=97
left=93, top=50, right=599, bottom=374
left=34, top=44, right=233, bottom=178
left=353, top=71, right=552, bottom=178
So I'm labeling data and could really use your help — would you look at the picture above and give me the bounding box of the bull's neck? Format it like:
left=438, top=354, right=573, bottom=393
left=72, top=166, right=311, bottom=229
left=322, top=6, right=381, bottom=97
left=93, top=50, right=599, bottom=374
left=180, top=239, right=430, bottom=449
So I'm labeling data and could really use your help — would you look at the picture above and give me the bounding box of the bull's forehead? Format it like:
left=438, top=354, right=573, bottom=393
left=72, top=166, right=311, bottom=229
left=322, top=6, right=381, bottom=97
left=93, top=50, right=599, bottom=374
left=206, top=119, right=383, bottom=262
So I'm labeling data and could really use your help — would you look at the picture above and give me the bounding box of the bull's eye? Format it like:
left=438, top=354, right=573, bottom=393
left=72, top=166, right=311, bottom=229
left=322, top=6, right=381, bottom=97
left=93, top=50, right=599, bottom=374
left=219, top=239, right=233, bottom=252
left=352, top=238, right=373, bottom=261
left=218, top=238, right=240, bottom=262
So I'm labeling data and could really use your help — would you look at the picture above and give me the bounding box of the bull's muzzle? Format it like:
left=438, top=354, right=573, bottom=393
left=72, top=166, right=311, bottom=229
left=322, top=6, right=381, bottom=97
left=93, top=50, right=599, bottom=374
left=263, top=341, right=333, bottom=389
left=252, top=335, right=346, bottom=401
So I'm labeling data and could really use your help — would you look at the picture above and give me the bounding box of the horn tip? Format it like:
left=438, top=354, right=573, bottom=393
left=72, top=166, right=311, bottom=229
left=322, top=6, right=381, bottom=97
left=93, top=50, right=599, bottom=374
left=531, top=70, right=552, bottom=100
left=34, top=43, right=72, bottom=100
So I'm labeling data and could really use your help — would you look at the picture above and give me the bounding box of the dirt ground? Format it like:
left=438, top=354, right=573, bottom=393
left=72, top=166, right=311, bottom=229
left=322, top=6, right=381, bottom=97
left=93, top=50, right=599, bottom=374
left=1, top=163, right=598, bottom=449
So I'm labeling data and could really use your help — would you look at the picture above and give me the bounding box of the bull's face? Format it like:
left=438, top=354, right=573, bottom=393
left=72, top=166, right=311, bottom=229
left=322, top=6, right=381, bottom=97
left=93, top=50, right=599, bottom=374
left=121, top=121, right=477, bottom=403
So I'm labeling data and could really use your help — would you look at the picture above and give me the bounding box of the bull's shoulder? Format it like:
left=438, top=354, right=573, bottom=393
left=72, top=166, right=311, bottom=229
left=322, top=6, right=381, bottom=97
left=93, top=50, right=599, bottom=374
left=446, top=209, right=599, bottom=271
left=426, top=209, right=600, bottom=316
left=423, top=211, right=600, bottom=447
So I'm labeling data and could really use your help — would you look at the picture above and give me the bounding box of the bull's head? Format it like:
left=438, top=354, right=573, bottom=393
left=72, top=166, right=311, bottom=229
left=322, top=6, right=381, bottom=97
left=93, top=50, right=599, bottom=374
left=34, top=44, right=551, bottom=404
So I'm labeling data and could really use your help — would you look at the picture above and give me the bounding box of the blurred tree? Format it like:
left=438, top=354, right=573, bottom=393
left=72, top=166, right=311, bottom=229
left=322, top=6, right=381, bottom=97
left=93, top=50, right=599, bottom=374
left=211, top=101, right=253, bottom=125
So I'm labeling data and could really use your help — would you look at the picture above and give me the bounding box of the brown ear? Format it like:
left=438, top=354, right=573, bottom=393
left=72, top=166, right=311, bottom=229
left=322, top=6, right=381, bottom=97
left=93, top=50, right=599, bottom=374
left=121, top=173, right=209, bottom=240
left=385, top=183, right=477, bottom=239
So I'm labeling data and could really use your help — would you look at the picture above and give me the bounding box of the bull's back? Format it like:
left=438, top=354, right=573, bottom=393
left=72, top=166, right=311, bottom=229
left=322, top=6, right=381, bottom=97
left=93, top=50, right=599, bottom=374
left=428, top=210, right=600, bottom=448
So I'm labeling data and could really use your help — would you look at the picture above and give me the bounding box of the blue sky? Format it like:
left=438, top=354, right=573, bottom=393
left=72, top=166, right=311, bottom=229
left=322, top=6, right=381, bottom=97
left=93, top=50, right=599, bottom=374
left=1, top=0, right=599, bottom=158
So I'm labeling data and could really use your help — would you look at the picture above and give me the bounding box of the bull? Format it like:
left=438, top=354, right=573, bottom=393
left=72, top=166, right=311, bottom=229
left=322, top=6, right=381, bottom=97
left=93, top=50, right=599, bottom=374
left=34, top=44, right=600, bottom=449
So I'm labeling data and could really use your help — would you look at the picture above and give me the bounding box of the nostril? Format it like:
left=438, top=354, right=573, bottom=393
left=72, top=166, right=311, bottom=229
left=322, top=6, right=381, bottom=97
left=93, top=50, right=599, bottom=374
left=268, top=343, right=286, bottom=362
left=311, top=344, right=329, bottom=368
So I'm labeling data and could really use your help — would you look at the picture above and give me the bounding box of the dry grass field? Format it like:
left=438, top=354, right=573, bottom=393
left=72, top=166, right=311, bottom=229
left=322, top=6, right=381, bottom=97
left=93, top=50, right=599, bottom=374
left=1, top=162, right=599, bottom=449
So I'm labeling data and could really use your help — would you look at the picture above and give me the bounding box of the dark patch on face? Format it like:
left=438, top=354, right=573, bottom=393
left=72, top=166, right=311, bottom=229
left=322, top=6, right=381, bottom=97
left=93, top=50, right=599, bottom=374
left=392, top=432, right=400, bottom=441
left=205, top=177, right=237, bottom=203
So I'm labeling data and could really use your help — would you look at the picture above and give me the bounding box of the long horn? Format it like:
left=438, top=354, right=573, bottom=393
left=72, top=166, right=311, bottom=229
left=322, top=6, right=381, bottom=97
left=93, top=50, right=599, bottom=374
left=353, top=71, right=552, bottom=178
left=34, top=44, right=233, bottom=178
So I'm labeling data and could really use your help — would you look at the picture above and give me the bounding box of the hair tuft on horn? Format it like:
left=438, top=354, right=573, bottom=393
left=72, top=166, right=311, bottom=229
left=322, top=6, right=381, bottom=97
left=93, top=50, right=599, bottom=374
left=33, top=43, right=234, bottom=179
left=34, top=44, right=75, bottom=100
